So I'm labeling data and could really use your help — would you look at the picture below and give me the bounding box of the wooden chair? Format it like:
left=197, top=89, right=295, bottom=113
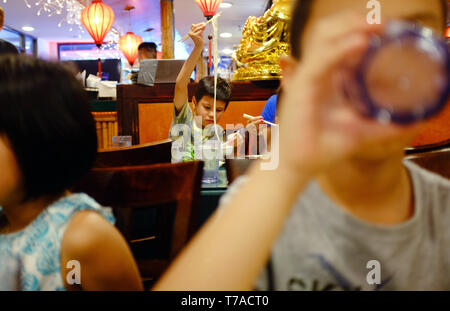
left=405, top=148, right=450, bottom=179
left=95, top=139, right=172, bottom=168
left=225, top=158, right=256, bottom=185
left=74, top=161, right=204, bottom=288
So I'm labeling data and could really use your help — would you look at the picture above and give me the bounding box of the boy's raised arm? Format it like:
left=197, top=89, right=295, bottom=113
left=174, top=23, right=206, bottom=114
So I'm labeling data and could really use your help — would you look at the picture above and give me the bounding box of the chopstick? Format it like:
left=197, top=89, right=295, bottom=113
left=243, top=113, right=277, bottom=126
left=178, top=12, right=223, bottom=43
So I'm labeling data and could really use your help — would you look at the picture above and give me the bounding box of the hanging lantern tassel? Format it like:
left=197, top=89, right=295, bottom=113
left=211, top=14, right=221, bottom=141
left=98, top=58, right=102, bottom=78
left=208, top=35, right=213, bottom=70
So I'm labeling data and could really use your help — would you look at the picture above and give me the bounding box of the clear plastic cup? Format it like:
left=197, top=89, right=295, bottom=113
left=199, top=142, right=221, bottom=184
left=112, top=136, right=132, bottom=148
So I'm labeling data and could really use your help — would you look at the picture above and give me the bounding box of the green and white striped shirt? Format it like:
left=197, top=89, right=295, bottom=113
left=169, top=102, right=224, bottom=162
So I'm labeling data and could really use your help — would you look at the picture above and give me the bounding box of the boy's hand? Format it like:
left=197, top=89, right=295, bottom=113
left=246, top=116, right=265, bottom=128
left=189, top=23, right=206, bottom=49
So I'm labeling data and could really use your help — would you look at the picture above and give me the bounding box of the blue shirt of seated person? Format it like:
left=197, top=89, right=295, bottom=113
left=261, top=95, right=278, bottom=125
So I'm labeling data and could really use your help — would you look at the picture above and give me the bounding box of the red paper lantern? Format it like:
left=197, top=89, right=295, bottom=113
left=195, top=0, right=223, bottom=19
left=81, top=0, right=115, bottom=48
left=119, top=32, right=143, bottom=66
left=446, top=26, right=450, bottom=38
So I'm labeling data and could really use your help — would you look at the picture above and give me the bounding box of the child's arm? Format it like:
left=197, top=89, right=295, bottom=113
left=154, top=13, right=390, bottom=291
left=61, top=210, right=143, bottom=291
left=174, top=23, right=206, bottom=114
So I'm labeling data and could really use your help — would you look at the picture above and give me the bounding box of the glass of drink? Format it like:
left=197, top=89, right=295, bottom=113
left=112, top=136, right=132, bottom=148
left=199, top=141, right=220, bottom=184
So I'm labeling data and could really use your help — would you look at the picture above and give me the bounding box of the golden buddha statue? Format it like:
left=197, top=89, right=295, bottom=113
left=233, top=0, right=292, bottom=81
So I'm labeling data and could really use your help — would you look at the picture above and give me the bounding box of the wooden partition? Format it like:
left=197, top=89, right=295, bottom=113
left=137, top=100, right=268, bottom=144
left=92, top=111, right=119, bottom=149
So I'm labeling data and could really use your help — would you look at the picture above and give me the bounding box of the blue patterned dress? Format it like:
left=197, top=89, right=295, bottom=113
left=0, top=193, right=114, bottom=291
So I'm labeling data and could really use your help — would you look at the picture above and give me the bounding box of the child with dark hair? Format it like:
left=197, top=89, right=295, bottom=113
left=156, top=0, right=450, bottom=291
left=0, top=55, right=142, bottom=291
left=170, top=23, right=242, bottom=161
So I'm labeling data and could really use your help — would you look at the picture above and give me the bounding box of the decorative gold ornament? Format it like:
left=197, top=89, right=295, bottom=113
left=233, top=0, right=292, bottom=81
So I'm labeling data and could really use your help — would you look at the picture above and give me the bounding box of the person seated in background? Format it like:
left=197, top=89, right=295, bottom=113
left=155, top=0, right=450, bottom=291
left=130, top=42, right=158, bottom=83
left=170, top=23, right=243, bottom=162
left=0, top=55, right=143, bottom=291
left=138, top=42, right=157, bottom=61
left=248, top=93, right=278, bottom=127
left=244, top=88, right=282, bottom=155
left=0, top=39, right=18, bottom=55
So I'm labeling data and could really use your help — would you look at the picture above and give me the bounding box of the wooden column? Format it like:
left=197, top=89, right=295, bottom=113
left=161, top=0, right=174, bottom=59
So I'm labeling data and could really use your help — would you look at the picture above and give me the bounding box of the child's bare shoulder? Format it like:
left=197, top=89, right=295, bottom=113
left=61, top=210, right=119, bottom=259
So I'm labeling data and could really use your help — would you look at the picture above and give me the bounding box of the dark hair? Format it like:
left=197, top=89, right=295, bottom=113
left=0, top=39, right=18, bottom=55
left=138, top=42, right=157, bottom=53
left=290, top=0, right=448, bottom=60
left=0, top=55, right=98, bottom=201
left=195, top=76, right=232, bottom=109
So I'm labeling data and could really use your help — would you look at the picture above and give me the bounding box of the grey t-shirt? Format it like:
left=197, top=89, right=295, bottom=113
left=219, top=160, right=450, bottom=290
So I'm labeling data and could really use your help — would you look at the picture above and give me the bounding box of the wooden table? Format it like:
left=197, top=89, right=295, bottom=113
left=197, top=167, right=229, bottom=230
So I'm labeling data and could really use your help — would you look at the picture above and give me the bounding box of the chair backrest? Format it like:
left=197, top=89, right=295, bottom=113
left=405, top=148, right=450, bottom=179
left=225, top=158, right=256, bottom=184
left=74, top=161, right=204, bottom=282
left=95, top=139, right=172, bottom=168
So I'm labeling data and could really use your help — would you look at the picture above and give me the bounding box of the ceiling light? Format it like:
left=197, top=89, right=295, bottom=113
left=220, top=32, right=232, bottom=38
left=219, top=3, right=233, bottom=9
left=22, top=26, right=35, bottom=32
left=222, top=48, right=234, bottom=55
left=4, top=0, right=84, bottom=31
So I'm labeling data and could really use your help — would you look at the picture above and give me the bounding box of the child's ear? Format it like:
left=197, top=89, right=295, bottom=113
left=279, top=55, right=298, bottom=82
left=192, top=96, right=197, bottom=108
